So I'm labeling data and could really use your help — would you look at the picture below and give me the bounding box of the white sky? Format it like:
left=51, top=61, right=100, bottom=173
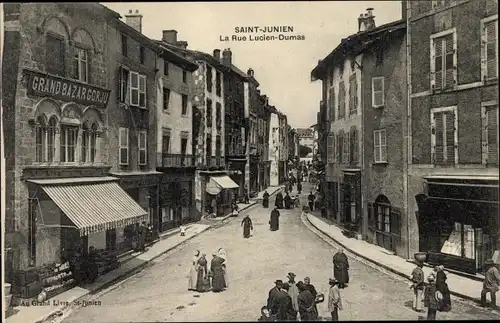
left=102, top=1, right=402, bottom=128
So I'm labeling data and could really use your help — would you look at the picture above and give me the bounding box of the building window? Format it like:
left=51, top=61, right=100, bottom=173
left=431, top=30, right=457, bottom=91
left=371, top=77, right=385, bottom=108
left=350, top=126, right=359, bottom=163
left=140, top=46, right=145, bottom=64
left=164, top=62, right=169, bottom=76
left=182, top=70, right=187, bottom=83
left=206, top=133, right=212, bottom=157
left=328, top=86, right=335, bottom=122
left=129, top=72, right=146, bottom=108
left=343, top=130, right=350, bottom=164
left=182, top=94, right=188, bottom=115
left=373, top=129, right=387, bottom=163
left=181, top=136, right=188, bottom=155
left=481, top=16, right=498, bottom=81
left=327, top=134, right=335, bottom=164
left=216, top=71, right=222, bottom=96
left=431, top=106, right=457, bottom=165
left=119, top=127, right=129, bottom=165
left=72, top=47, right=89, bottom=83
left=118, top=67, right=130, bottom=103
left=60, top=125, right=77, bottom=163
left=338, top=81, right=346, bottom=119
left=482, top=104, right=498, bottom=166
left=206, top=66, right=213, bottom=92
left=47, top=116, right=57, bottom=162
left=337, top=132, right=344, bottom=163
left=162, top=129, right=171, bottom=154
left=121, top=34, right=128, bottom=57
left=216, top=102, right=222, bottom=130
left=349, top=74, right=358, bottom=116
left=163, top=88, right=170, bottom=111
left=375, top=197, right=391, bottom=233
left=138, top=130, right=147, bottom=166
left=90, top=123, right=97, bottom=162
left=215, top=135, right=221, bottom=157
left=206, top=99, right=213, bottom=128
left=35, top=116, right=46, bottom=163
left=45, top=34, right=65, bottom=76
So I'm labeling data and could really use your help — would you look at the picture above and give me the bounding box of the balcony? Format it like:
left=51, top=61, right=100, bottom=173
left=161, top=153, right=197, bottom=168
left=207, top=156, right=225, bottom=168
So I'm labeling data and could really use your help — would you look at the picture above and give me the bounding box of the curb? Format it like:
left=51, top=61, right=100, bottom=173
left=303, top=213, right=484, bottom=306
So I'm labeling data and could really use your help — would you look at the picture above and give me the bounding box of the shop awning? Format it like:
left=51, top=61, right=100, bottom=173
left=206, top=175, right=239, bottom=195
left=30, top=177, right=148, bottom=236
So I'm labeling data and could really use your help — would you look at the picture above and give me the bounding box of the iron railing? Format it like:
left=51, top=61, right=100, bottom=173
left=161, top=153, right=197, bottom=167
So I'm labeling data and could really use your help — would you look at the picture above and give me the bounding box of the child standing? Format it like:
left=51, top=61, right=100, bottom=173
left=410, top=261, right=425, bottom=312
left=424, top=273, right=439, bottom=320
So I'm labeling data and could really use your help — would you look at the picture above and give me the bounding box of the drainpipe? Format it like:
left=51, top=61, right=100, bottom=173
left=404, top=1, right=412, bottom=259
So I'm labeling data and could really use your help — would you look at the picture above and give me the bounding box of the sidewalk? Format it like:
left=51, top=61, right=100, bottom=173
left=5, top=184, right=284, bottom=323
left=304, top=212, right=486, bottom=305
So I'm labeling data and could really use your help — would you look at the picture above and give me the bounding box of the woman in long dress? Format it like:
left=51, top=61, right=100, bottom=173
left=275, top=192, right=284, bottom=209
left=196, top=253, right=208, bottom=292
left=210, top=253, right=226, bottom=292
left=188, top=250, right=200, bottom=291
left=262, top=191, right=270, bottom=208
left=241, top=215, right=253, bottom=238
left=332, top=249, right=350, bottom=288
left=218, top=248, right=228, bottom=288
left=284, top=193, right=292, bottom=209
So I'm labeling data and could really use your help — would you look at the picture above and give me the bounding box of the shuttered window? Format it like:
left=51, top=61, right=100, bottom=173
left=343, top=131, right=350, bottom=164
left=483, top=105, right=499, bottom=166
left=338, top=82, right=346, bottom=119
left=482, top=18, right=498, bottom=81
left=327, top=135, right=335, bottom=164
left=328, top=86, right=335, bottom=121
left=432, top=108, right=457, bottom=165
left=119, top=127, right=129, bottom=165
left=349, top=74, right=358, bottom=116
left=337, top=132, right=343, bottom=163
left=431, top=32, right=456, bottom=90
left=372, top=77, right=385, bottom=108
left=374, top=129, right=387, bottom=163
left=350, top=126, right=359, bottom=163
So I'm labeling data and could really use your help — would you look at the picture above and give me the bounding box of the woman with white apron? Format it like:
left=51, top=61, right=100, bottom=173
left=218, top=248, right=229, bottom=288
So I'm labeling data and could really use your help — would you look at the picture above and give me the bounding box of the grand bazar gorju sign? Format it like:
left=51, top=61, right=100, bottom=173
left=24, top=69, right=111, bottom=107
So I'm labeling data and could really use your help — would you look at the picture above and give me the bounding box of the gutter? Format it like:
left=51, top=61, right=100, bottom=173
left=404, top=1, right=412, bottom=259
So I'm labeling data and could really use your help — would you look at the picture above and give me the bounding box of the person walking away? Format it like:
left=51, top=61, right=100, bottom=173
left=481, top=259, right=500, bottom=309
left=272, top=283, right=297, bottom=321
left=332, top=248, right=350, bottom=288
left=196, top=253, right=209, bottom=292
left=188, top=250, right=200, bottom=291
left=284, top=193, right=292, bottom=209
left=327, top=278, right=342, bottom=321
left=286, top=273, right=300, bottom=317
left=435, top=265, right=451, bottom=312
left=210, top=252, right=226, bottom=292
left=244, top=185, right=250, bottom=204
left=297, top=181, right=302, bottom=194
left=304, top=277, right=318, bottom=315
left=262, top=190, right=270, bottom=208
left=241, top=215, right=253, bottom=238
left=297, top=281, right=318, bottom=321
left=308, top=192, right=315, bottom=212
left=275, top=191, right=284, bottom=209
left=410, top=261, right=425, bottom=312
left=424, top=273, right=439, bottom=320
left=218, top=248, right=228, bottom=288
left=268, top=280, right=283, bottom=314
left=269, top=207, right=280, bottom=231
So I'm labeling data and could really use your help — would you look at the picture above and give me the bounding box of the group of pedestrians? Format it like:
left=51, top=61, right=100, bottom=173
left=188, top=248, right=228, bottom=293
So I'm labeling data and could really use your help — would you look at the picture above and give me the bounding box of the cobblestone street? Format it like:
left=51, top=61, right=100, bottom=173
left=54, top=190, right=499, bottom=322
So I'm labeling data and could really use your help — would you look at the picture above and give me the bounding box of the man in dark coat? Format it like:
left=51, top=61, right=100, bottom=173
left=272, top=283, right=297, bottom=321
left=244, top=185, right=250, bottom=204
left=304, top=277, right=318, bottom=315
left=284, top=193, right=292, bottom=209
left=297, top=281, right=318, bottom=321
left=267, top=280, right=283, bottom=314
left=269, top=207, right=280, bottom=231
left=307, top=192, right=315, bottom=212
left=210, top=253, right=226, bottom=292
left=262, top=190, right=270, bottom=208
left=333, top=248, right=350, bottom=288
left=275, top=192, right=284, bottom=209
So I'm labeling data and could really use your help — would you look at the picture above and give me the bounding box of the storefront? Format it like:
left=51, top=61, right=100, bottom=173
left=416, top=176, right=499, bottom=274
left=227, top=158, right=246, bottom=198
left=340, top=170, right=362, bottom=232
left=205, top=174, right=240, bottom=217
left=249, top=156, right=260, bottom=194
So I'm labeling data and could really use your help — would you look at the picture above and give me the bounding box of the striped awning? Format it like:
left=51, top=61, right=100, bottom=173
left=38, top=180, right=148, bottom=236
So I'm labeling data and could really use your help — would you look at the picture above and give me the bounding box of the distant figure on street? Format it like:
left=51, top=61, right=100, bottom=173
left=218, top=248, right=228, bottom=288
left=244, top=185, right=250, bottom=204
left=327, top=278, right=342, bottom=321
left=286, top=273, right=300, bottom=315
left=275, top=191, right=284, bottom=209
left=262, top=190, right=270, bottom=208
left=332, top=248, right=349, bottom=289
left=284, top=193, right=292, bottom=209
left=307, top=192, right=315, bottom=212
left=138, top=221, right=148, bottom=251
left=241, top=215, right=253, bottom=239
left=196, top=253, right=209, bottom=292
left=294, top=195, right=301, bottom=208
left=272, top=282, right=297, bottom=321
left=210, top=252, right=226, bottom=292
left=268, top=280, right=283, bottom=314
left=410, top=261, right=425, bottom=312
left=424, top=273, right=439, bottom=320
left=435, top=265, right=451, bottom=312
left=269, top=207, right=280, bottom=231
left=188, top=250, right=200, bottom=291
left=297, top=281, right=318, bottom=321
left=211, top=197, right=218, bottom=216
left=481, top=259, right=500, bottom=309
left=297, top=181, right=302, bottom=194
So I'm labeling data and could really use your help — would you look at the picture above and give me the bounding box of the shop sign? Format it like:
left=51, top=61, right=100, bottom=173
left=24, top=69, right=111, bottom=107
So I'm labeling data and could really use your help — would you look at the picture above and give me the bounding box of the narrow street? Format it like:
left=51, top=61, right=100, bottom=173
left=59, top=184, right=498, bottom=322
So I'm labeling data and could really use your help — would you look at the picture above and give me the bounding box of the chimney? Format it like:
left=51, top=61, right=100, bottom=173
left=247, top=68, right=254, bottom=77
left=358, top=13, right=366, bottom=32
left=125, top=9, right=143, bottom=33
left=222, top=48, right=232, bottom=67
left=176, top=41, right=188, bottom=49
left=364, top=8, right=376, bottom=30
left=213, top=49, right=221, bottom=61
left=162, top=30, right=178, bottom=44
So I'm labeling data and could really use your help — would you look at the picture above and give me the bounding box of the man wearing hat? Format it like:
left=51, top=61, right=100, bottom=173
left=272, top=282, right=297, bottom=321
left=481, top=259, right=500, bottom=308
left=286, top=273, right=300, bottom=316
left=267, top=279, right=283, bottom=315
left=327, top=278, right=342, bottom=321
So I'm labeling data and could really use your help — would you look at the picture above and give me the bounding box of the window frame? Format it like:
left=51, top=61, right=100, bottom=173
left=60, top=124, right=78, bottom=163
left=430, top=106, right=458, bottom=165
left=181, top=94, right=188, bottom=115
left=73, top=46, right=89, bottom=83
left=164, top=61, right=169, bottom=76
left=328, top=83, right=335, bottom=122
left=373, top=129, right=388, bottom=164
left=430, top=28, right=457, bottom=91
left=35, top=116, right=47, bottom=163
left=481, top=15, right=499, bottom=82
left=162, top=128, right=171, bottom=154
left=129, top=72, right=147, bottom=108
left=138, top=130, right=147, bottom=166
left=481, top=101, right=499, bottom=166
left=163, top=87, right=171, bottom=111
left=45, top=32, right=66, bottom=77
left=338, top=81, right=346, bottom=119
left=371, top=76, right=385, bottom=108
left=348, top=74, right=358, bottom=116
left=119, top=127, right=129, bottom=166
left=182, top=70, right=187, bottom=84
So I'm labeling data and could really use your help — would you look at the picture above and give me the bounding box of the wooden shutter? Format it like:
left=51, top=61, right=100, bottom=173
left=390, top=207, right=401, bottom=236
left=434, top=38, right=443, bottom=90
left=368, top=203, right=375, bottom=230
left=444, top=111, right=456, bottom=164
left=117, top=66, right=123, bottom=102
left=372, top=78, right=384, bottom=107
left=329, top=87, right=336, bottom=121
left=485, top=20, right=498, bottom=80
left=444, top=34, right=455, bottom=88
left=487, top=106, right=499, bottom=165
left=344, top=131, right=350, bottom=164
left=380, top=130, right=387, bottom=162
left=129, top=72, right=139, bottom=106
left=434, top=112, right=444, bottom=164
left=336, top=134, right=340, bottom=162
left=327, top=135, right=333, bottom=164
left=353, top=128, right=359, bottom=162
